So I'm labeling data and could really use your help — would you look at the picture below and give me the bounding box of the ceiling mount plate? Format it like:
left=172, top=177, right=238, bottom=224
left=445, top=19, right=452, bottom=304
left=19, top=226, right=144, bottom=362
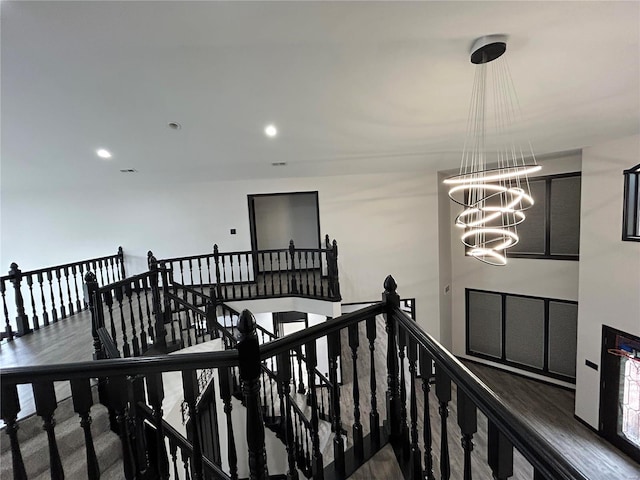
left=470, top=34, right=508, bottom=64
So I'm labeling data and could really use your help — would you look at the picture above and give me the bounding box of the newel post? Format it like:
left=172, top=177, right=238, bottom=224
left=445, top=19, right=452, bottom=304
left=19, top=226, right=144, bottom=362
left=237, top=309, right=269, bottom=480
left=148, top=252, right=166, bottom=351
left=331, top=240, right=341, bottom=300
left=84, top=271, right=103, bottom=359
left=383, top=275, right=402, bottom=440
left=8, top=263, right=32, bottom=336
left=117, top=246, right=126, bottom=279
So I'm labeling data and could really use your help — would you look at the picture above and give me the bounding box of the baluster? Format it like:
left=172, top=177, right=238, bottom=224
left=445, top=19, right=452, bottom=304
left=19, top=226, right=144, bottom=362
left=366, top=316, right=380, bottom=446
left=399, top=323, right=410, bottom=454
left=230, top=255, right=236, bottom=299
left=125, top=282, right=140, bottom=356
left=118, top=246, right=126, bottom=279
left=435, top=365, right=452, bottom=480
left=219, top=366, right=239, bottom=480
left=108, top=257, right=116, bottom=283
left=188, top=259, right=195, bottom=288
left=297, top=251, right=303, bottom=295
left=420, top=350, right=436, bottom=480
left=70, top=378, right=100, bottom=480
left=97, top=260, right=105, bottom=286
left=269, top=356, right=276, bottom=418
left=197, top=258, right=204, bottom=291
left=407, top=334, right=422, bottom=479
left=237, top=254, right=244, bottom=298
left=383, top=276, right=401, bottom=440
left=331, top=240, right=341, bottom=299
left=1, top=279, right=14, bottom=341
left=148, top=253, right=165, bottom=351
left=37, top=272, right=50, bottom=326
left=84, top=272, right=103, bottom=359
left=9, top=263, right=32, bottom=335
left=108, top=375, right=136, bottom=480
left=349, top=323, right=364, bottom=461
left=457, top=388, right=477, bottom=480
left=221, top=254, right=228, bottom=299
left=328, top=330, right=345, bottom=477
left=245, top=253, right=251, bottom=297
left=55, top=268, right=67, bottom=319
left=488, top=421, right=514, bottom=480
left=276, top=251, right=282, bottom=295
left=278, top=351, right=300, bottom=480
left=237, top=310, right=269, bottom=480
left=269, top=252, right=275, bottom=295
left=289, top=240, right=298, bottom=294
left=72, top=265, right=82, bottom=313
left=304, top=251, right=310, bottom=295
left=146, top=373, right=170, bottom=479
left=181, top=445, right=192, bottom=480
left=33, top=381, right=64, bottom=479
left=115, top=285, right=131, bottom=357
left=183, top=369, right=204, bottom=479
left=311, top=251, right=318, bottom=296
left=47, top=270, right=58, bottom=323
left=1, top=383, right=27, bottom=479
left=26, top=274, right=39, bottom=330
left=290, top=353, right=298, bottom=397
left=305, top=340, right=324, bottom=478
left=104, top=290, right=117, bottom=349
left=206, top=256, right=212, bottom=286
left=105, top=258, right=113, bottom=284
left=64, top=267, right=74, bottom=316
left=135, top=279, right=148, bottom=351
left=213, top=245, right=223, bottom=300
left=142, top=277, right=155, bottom=343
left=170, top=438, right=180, bottom=479
left=260, top=252, right=267, bottom=296
left=319, top=249, right=325, bottom=298
left=297, top=348, right=305, bottom=394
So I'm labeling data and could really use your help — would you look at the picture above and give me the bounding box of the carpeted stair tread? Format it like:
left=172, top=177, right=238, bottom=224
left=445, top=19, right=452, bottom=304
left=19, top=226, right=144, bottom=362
left=0, top=403, right=110, bottom=479
left=100, top=458, right=127, bottom=480
left=32, top=427, right=122, bottom=480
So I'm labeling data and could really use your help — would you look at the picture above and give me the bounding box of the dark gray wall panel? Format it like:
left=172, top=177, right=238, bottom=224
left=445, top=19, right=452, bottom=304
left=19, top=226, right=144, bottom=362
left=505, top=296, right=545, bottom=368
left=468, top=291, right=502, bottom=358
left=548, top=301, right=578, bottom=378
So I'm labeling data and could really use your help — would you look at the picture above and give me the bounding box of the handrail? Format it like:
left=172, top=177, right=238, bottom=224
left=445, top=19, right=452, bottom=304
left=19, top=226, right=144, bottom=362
left=158, top=246, right=334, bottom=264
left=97, top=327, right=121, bottom=359
left=96, top=268, right=165, bottom=293
left=138, top=404, right=231, bottom=480
left=391, top=306, right=589, bottom=480
left=0, top=250, right=124, bottom=280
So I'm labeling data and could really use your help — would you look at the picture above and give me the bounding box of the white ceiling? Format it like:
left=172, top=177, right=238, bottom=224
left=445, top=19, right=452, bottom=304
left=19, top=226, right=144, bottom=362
left=2, top=1, right=639, bottom=191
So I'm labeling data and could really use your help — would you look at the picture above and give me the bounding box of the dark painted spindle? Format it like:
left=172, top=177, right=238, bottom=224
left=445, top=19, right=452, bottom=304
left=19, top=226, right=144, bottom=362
left=366, top=316, right=380, bottom=447
left=118, top=246, right=126, bottom=279
left=9, top=263, right=31, bottom=335
left=304, top=251, right=310, bottom=295
left=108, top=376, right=136, bottom=480
left=135, top=279, right=148, bottom=351
left=457, top=388, right=478, bottom=480
left=47, top=270, right=58, bottom=323
left=104, top=290, right=118, bottom=349
left=213, top=245, right=223, bottom=300
left=169, top=438, right=180, bottom=480
left=305, top=340, right=324, bottom=478
left=349, top=323, right=364, bottom=461
left=297, top=251, right=303, bottom=295
left=188, top=259, right=195, bottom=288
left=180, top=446, right=191, bottom=479
left=420, top=350, right=436, bottom=480
left=115, top=286, right=131, bottom=357
left=219, top=366, right=239, bottom=480
left=55, top=268, right=67, bottom=319
left=1, top=383, right=27, bottom=479
left=146, top=373, right=170, bottom=479
left=245, top=253, right=251, bottom=297
left=278, top=351, right=300, bottom=480
left=297, top=348, right=305, bottom=394
left=64, top=267, right=74, bottom=316
left=328, top=330, right=345, bottom=477
left=183, top=369, right=204, bottom=479
left=206, top=256, right=212, bottom=286
left=383, top=276, right=402, bottom=440
left=398, top=323, right=410, bottom=455
left=407, top=334, right=422, bottom=480
left=488, top=421, right=514, bottom=480
left=72, top=265, right=82, bottom=313
left=237, top=310, right=269, bottom=480
left=84, top=272, right=103, bottom=359
left=289, top=240, right=298, bottom=294
left=221, top=255, right=228, bottom=299
left=142, top=277, right=155, bottom=343
left=269, top=252, right=275, bottom=295
left=26, top=274, right=39, bottom=330
left=277, top=252, right=282, bottom=295
left=37, top=272, right=50, bottom=326
left=33, top=381, right=64, bottom=479
left=197, top=258, right=203, bottom=289
left=70, top=378, right=100, bottom=480
left=1, top=279, right=14, bottom=341
left=230, top=255, right=236, bottom=299
left=237, top=254, right=244, bottom=297
left=435, top=365, right=452, bottom=480
left=108, top=257, right=116, bottom=284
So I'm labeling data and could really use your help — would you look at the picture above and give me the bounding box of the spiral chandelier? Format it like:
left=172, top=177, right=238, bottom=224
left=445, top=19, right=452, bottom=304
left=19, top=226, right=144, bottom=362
left=445, top=35, right=541, bottom=266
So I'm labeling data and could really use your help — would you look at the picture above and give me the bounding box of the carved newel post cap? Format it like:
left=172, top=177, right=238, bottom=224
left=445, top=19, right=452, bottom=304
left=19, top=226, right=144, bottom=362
left=384, top=275, right=397, bottom=293
left=118, top=246, right=123, bottom=254
left=85, top=271, right=97, bottom=283
left=9, top=262, right=20, bottom=275
left=238, top=309, right=257, bottom=339
left=213, top=244, right=219, bottom=254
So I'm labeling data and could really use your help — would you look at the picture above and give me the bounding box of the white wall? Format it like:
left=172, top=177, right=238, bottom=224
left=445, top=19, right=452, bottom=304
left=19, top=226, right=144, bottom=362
left=1, top=171, right=441, bottom=338
left=575, top=134, right=640, bottom=428
left=446, top=152, right=582, bottom=386
left=253, top=193, right=319, bottom=249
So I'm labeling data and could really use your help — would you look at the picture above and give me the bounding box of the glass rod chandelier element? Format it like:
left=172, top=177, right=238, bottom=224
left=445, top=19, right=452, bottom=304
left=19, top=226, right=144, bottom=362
left=445, top=34, right=541, bottom=266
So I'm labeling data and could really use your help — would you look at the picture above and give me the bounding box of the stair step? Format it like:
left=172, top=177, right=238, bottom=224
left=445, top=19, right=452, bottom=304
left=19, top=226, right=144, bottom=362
left=0, top=403, right=111, bottom=479
left=32, top=427, right=122, bottom=480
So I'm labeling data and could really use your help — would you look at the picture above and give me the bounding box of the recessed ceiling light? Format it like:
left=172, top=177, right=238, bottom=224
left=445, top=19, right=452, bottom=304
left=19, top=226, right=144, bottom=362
left=271, top=162, right=287, bottom=167
left=96, top=148, right=112, bottom=159
left=264, top=124, right=278, bottom=138
left=168, top=122, right=182, bottom=130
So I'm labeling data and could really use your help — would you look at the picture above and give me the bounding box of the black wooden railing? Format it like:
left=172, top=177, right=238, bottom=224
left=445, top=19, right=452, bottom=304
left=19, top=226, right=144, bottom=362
left=157, top=235, right=341, bottom=302
left=0, top=247, right=125, bottom=341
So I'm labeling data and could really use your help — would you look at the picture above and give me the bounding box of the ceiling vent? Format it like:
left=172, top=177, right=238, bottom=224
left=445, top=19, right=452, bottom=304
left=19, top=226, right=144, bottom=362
left=120, top=169, right=138, bottom=173
left=271, top=162, right=287, bottom=167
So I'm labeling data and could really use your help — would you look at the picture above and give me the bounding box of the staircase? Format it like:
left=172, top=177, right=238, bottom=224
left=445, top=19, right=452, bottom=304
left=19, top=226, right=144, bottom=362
left=0, top=389, right=123, bottom=479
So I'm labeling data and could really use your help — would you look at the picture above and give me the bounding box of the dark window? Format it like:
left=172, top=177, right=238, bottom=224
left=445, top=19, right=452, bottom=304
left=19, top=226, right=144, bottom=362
left=623, top=163, right=640, bottom=242
left=466, top=288, right=578, bottom=383
left=508, top=172, right=581, bottom=260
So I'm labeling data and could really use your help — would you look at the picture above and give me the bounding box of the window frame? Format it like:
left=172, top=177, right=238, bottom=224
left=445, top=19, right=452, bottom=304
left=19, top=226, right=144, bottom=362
left=465, top=288, right=578, bottom=384
left=622, top=163, right=640, bottom=242
left=507, top=171, right=582, bottom=261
